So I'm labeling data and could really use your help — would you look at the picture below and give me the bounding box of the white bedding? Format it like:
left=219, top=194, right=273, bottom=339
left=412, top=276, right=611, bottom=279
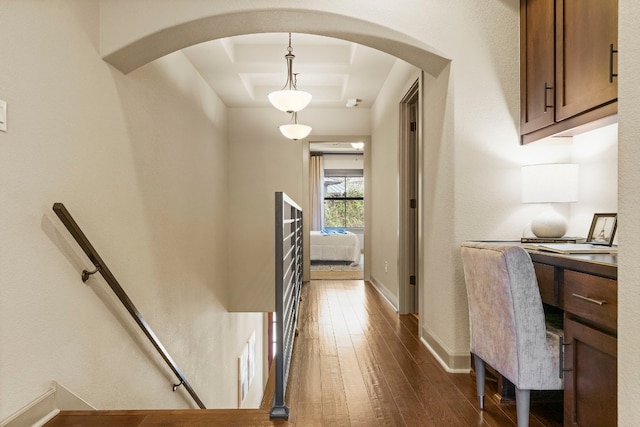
left=310, top=230, right=361, bottom=264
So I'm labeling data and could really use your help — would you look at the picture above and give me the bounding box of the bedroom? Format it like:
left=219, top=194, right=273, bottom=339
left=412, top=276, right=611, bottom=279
left=309, top=143, right=365, bottom=280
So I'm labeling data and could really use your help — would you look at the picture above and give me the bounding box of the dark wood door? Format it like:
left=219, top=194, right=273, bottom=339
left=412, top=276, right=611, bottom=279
left=563, top=316, right=617, bottom=426
left=555, top=0, right=618, bottom=121
left=520, top=0, right=556, bottom=134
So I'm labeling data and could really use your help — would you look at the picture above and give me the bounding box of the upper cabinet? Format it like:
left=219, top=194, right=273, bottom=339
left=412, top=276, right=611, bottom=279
left=520, top=0, right=618, bottom=144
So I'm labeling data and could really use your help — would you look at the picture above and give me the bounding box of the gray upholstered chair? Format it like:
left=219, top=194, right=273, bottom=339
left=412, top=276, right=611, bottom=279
left=460, top=242, right=563, bottom=427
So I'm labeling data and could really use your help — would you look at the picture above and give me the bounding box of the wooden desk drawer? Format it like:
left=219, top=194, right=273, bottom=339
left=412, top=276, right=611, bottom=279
left=563, top=270, right=617, bottom=331
left=534, top=262, right=556, bottom=306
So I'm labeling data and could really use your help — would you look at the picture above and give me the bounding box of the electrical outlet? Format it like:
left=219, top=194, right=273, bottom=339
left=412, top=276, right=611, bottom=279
left=384, top=261, right=388, bottom=273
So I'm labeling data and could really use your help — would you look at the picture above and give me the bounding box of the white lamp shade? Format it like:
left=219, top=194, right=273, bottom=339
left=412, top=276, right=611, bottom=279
left=522, top=163, right=579, bottom=238
left=522, top=163, right=579, bottom=203
left=279, top=123, right=312, bottom=140
left=268, top=90, right=312, bottom=113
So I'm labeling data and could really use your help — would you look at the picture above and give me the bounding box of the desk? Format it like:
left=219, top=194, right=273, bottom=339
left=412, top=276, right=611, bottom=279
left=527, top=249, right=617, bottom=427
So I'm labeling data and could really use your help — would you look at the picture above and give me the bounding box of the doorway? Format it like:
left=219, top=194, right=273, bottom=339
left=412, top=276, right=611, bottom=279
left=399, top=79, right=421, bottom=315
left=308, top=139, right=370, bottom=281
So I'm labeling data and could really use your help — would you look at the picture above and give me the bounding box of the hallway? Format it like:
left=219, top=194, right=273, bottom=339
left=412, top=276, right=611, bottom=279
left=284, top=280, right=562, bottom=426
left=47, top=280, right=562, bottom=426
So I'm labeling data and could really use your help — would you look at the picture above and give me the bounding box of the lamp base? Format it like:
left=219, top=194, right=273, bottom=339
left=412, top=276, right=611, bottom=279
left=531, top=206, right=568, bottom=238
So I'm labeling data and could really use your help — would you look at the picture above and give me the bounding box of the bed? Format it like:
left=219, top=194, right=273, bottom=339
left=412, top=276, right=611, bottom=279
left=310, top=229, right=361, bottom=265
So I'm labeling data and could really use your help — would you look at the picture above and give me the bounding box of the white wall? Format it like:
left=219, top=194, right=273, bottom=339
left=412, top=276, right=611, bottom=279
left=422, top=1, right=523, bottom=367
left=0, top=1, right=264, bottom=419
left=323, top=154, right=364, bottom=170
left=618, top=0, right=640, bottom=423
left=568, top=125, right=618, bottom=239
left=226, top=107, right=370, bottom=312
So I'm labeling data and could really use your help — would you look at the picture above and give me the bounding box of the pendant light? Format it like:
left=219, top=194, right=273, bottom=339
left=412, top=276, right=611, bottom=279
left=268, top=33, right=312, bottom=113
left=279, top=112, right=312, bottom=140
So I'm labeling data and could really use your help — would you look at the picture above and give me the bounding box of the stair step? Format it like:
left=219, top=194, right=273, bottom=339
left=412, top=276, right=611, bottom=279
left=45, top=409, right=287, bottom=426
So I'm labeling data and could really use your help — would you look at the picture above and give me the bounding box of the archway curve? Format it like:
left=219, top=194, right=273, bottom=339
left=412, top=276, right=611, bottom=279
left=103, top=9, right=450, bottom=77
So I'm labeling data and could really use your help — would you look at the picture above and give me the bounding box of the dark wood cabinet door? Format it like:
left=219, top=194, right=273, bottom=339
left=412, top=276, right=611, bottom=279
left=563, top=317, right=617, bottom=426
left=520, top=0, right=556, bottom=134
left=555, top=0, right=618, bottom=121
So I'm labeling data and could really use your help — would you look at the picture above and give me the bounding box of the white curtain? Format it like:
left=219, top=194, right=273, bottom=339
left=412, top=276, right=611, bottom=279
left=310, top=154, right=324, bottom=231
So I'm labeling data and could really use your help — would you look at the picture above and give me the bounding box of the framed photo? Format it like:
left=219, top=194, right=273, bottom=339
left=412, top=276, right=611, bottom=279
left=237, top=343, right=249, bottom=407
left=586, top=213, right=617, bottom=246
left=248, top=331, right=256, bottom=386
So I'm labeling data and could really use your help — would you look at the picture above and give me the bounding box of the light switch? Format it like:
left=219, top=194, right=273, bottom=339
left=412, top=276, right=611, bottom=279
left=0, top=100, right=6, bottom=132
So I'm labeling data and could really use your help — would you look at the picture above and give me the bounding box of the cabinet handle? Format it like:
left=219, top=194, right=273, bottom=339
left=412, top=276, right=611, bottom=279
left=610, top=44, right=618, bottom=83
left=571, top=293, right=607, bottom=306
left=543, top=82, right=554, bottom=113
left=559, top=337, right=570, bottom=378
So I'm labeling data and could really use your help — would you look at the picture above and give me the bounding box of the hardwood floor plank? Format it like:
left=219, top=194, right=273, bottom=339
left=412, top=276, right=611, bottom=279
left=47, top=410, right=290, bottom=427
left=319, top=355, right=351, bottom=427
left=283, top=335, right=303, bottom=425
left=139, top=410, right=288, bottom=426
left=340, top=283, right=439, bottom=426
left=337, top=343, right=380, bottom=426
left=352, top=283, right=469, bottom=425
left=292, top=336, right=324, bottom=427
left=45, top=413, right=149, bottom=427
left=349, top=334, right=410, bottom=427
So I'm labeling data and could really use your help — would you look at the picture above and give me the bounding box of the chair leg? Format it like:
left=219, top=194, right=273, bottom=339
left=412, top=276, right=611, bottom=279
left=515, top=387, right=531, bottom=427
left=474, top=355, right=485, bottom=409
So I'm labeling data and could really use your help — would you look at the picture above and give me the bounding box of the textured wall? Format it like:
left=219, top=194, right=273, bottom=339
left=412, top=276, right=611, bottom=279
left=0, top=1, right=264, bottom=419
left=618, top=0, right=640, bottom=424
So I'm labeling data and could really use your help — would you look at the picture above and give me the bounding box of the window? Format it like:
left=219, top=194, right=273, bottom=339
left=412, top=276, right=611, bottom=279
left=324, top=171, right=364, bottom=228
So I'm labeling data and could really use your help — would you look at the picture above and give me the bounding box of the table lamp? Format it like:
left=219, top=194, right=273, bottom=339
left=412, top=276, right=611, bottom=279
left=522, top=163, right=579, bottom=238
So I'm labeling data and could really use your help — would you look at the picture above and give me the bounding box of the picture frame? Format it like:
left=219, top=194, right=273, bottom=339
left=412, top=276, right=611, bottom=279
left=248, top=331, right=256, bottom=386
left=586, top=213, right=617, bottom=246
left=237, top=343, right=249, bottom=407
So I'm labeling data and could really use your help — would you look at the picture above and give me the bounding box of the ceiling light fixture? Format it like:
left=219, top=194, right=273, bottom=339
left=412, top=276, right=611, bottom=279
left=268, top=33, right=312, bottom=113
left=346, top=98, right=361, bottom=108
left=279, top=112, right=312, bottom=140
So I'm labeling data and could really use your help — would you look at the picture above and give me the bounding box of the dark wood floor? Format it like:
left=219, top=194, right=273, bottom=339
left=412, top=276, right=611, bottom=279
left=47, top=279, right=562, bottom=426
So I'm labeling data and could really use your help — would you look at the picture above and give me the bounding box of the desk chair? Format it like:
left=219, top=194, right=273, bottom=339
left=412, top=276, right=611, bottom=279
left=460, top=242, right=563, bottom=427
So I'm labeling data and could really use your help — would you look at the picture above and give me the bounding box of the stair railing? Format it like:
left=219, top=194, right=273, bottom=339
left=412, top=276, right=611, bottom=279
left=52, top=202, right=206, bottom=409
left=270, top=192, right=303, bottom=419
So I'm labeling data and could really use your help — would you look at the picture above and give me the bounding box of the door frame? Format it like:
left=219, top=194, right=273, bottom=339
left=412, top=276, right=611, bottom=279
left=398, top=78, right=422, bottom=315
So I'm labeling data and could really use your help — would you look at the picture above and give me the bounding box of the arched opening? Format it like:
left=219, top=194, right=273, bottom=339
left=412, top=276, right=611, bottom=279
left=100, top=5, right=454, bottom=355
left=102, top=9, right=450, bottom=78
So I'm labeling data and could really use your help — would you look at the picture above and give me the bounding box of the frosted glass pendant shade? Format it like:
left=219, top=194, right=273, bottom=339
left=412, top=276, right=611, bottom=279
left=279, top=123, right=312, bottom=140
left=268, top=90, right=312, bottom=113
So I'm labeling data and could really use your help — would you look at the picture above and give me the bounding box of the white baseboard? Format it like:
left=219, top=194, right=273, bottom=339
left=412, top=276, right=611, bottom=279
left=0, top=381, right=94, bottom=427
left=368, top=275, right=399, bottom=310
left=420, top=328, right=471, bottom=374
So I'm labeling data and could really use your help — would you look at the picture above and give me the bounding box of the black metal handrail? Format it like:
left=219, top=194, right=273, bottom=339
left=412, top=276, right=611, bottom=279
left=270, top=192, right=303, bottom=419
left=52, top=202, right=206, bottom=409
